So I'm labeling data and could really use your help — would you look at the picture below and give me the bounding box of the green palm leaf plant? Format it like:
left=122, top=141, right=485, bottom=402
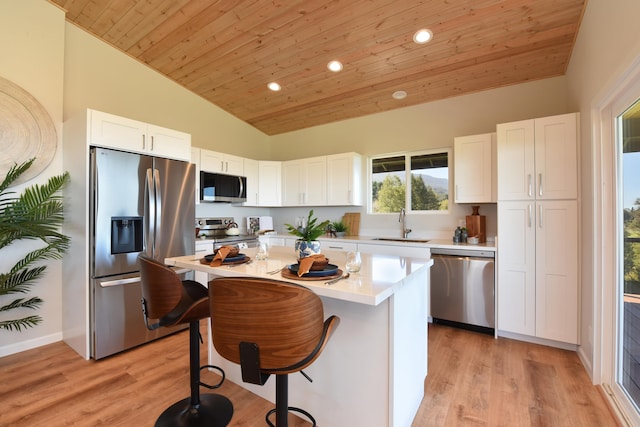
left=0, top=159, right=70, bottom=332
left=284, top=209, right=330, bottom=243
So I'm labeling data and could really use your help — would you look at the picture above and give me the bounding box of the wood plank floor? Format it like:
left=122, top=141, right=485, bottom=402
left=415, top=325, right=620, bottom=427
left=0, top=323, right=620, bottom=426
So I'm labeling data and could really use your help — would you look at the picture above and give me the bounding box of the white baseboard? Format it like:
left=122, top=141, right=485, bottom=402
left=0, top=332, right=63, bottom=358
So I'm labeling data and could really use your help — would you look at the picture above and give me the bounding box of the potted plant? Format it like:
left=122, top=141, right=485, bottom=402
left=331, top=220, right=348, bottom=237
left=284, top=209, right=330, bottom=258
left=0, top=159, right=70, bottom=331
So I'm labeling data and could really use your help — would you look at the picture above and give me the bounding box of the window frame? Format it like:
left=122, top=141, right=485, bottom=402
left=368, top=148, right=451, bottom=215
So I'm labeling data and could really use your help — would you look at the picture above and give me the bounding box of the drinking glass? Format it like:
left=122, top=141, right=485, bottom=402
left=255, top=242, right=269, bottom=260
left=345, top=251, right=362, bottom=273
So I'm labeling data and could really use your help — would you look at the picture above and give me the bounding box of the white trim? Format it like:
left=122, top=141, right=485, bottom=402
left=593, top=52, right=640, bottom=426
left=0, top=332, right=62, bottom=357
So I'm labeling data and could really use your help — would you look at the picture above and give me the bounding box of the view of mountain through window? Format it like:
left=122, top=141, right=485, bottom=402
left=371, top=151, right=449, bottom=213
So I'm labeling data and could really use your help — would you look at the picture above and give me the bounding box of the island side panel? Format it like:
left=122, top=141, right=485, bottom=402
left=390, top=265, right=429, bottom=426
left=207, top=295, right=393, bottom=427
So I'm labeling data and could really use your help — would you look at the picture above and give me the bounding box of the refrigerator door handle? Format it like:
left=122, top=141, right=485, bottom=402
left=145, top=168, right=155, bottom=255
left=99, top=276, right=141, bottom=287
left=154, top=168, right=162, bottom=256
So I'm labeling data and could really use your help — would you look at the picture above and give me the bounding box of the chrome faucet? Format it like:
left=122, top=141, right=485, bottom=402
left=399, top=208, right=412, bottom=238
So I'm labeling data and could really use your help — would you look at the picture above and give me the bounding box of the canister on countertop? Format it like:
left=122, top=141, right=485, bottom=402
left=465, top=205, right=486, bottom=243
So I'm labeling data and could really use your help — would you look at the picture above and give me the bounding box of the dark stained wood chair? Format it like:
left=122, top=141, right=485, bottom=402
left=208, top=276, right=339, bottom=427
left=138, top=254, right=233, bottom=427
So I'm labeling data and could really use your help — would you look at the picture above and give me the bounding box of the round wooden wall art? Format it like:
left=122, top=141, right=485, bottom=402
left=0, top=75, right=57, bottom=184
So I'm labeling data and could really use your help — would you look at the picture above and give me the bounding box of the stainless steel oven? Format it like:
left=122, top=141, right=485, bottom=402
left=196, top=217, right=259, bottom=249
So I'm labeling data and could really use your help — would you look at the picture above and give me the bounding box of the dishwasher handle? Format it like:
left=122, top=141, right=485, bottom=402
left=431, top=248, right=494, bottom=258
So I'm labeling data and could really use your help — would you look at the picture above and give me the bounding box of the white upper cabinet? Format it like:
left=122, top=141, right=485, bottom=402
left=243, top=158, right=259, bottom=206
left=258, top=161, right=282, bottom=206
left=282, top=156, right=327, bottom=206
left=497, top=113, right=577, bottom=201
left=454, top=133, right=496, bottom=203
left=326, top=152, right=363, bottom=206
left=200, top=149, right=244, bottom=175
left=88, top=109, right=191, bottom=161
left=244, top=159, right=281, bottom=206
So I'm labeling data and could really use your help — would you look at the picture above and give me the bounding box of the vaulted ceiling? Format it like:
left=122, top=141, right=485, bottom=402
left=48, top=0, right=586, bottom=135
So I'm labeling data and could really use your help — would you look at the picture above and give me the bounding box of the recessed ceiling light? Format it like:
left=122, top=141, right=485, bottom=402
left=392, top=90, right=407, bottom=100
left=327, top=60, right=343, bottom=72
left=267, top=82, right=281, bottom=91
left=413, top=29, right=433, bottom=44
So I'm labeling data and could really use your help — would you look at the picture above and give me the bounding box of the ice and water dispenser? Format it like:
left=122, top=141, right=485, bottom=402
left=111, top=216, right=143, bottom=254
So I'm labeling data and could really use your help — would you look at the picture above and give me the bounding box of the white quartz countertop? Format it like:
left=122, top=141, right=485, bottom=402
left=269, top=234, right=497, bottom=252
left=166, top=246, right=432, bottom=306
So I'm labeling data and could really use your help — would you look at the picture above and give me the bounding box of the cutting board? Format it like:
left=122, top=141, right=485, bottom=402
left=342, top=212, right=360, bottom=236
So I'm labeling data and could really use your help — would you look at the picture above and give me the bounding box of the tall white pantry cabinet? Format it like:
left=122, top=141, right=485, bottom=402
left=496, top=113, right=579, bottom=345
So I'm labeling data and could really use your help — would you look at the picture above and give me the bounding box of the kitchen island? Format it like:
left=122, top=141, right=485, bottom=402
left=166, top=246, right=433, bottom=427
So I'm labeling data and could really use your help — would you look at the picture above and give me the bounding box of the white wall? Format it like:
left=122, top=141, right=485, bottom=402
left=0, top=0, right=65, bottom=356
left=62, top=24, right=270, bottom=158
left=565, top=0, right=640, bottom=379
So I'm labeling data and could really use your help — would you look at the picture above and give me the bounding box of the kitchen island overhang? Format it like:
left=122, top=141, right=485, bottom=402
left=165, top=247, right=433, bottom=427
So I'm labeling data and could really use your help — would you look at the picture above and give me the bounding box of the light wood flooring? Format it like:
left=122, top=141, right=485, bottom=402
left=1, top=323, right=620, bottom=426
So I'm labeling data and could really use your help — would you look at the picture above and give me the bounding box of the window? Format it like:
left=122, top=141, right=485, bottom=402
left=370, top=150, right=449, bottom=213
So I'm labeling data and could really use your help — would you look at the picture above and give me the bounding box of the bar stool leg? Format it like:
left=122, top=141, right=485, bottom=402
left=155, top=320, right=233, bottom=427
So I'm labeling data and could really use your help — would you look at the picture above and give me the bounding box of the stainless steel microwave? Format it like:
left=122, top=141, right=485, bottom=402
left=200, top=171, right=247, bottom=202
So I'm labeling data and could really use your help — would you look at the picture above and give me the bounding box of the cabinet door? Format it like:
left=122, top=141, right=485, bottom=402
left=356, top=242, right=430, bottom=258
left=89, top=109, right=146, bottom=153
left=534, top=113, right=578, bottom=200
left=497, top=120, right=535, bottom=201
left=303, top=156, right=327, bottom=206
left=535, top=200, right=578, bottom=343
left=327, top=153, right=363, bottom=205
left=497, top=201, right=536, bottom=336
left=243, top=158, right=259, bottom=206
left=454, top=133, right=496, bottom=203
left=258, top=161, right=282, bottom=206
left=147, top=124, right=191, bottom=161
left=200, top=150, right=244, bottom=175
left=200, top=149, right=224, bottom=173
left=224, top=154, right=244, bottom=175
left=282, top=160, right=303, bottom=205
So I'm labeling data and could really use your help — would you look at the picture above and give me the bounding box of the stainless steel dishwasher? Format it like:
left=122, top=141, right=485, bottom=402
left=430, top=248, right=495, bottom=334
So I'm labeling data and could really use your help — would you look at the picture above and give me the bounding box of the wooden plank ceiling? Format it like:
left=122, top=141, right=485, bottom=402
left=48, top=0, right=586, bottom=135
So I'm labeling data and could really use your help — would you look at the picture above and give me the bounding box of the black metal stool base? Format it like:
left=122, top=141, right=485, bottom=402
left=155, top=394, right=233, bottom=427
left=266, top=406, right=316, bottom=427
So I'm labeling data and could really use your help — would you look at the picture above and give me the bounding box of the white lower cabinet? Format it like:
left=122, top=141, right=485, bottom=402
left=497, top=200, right=578, bottom=344
left=356, top=242, right=430, bottom=258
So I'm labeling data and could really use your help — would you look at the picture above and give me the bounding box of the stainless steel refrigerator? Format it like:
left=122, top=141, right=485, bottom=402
left=89, top=147, right=195, bottom=359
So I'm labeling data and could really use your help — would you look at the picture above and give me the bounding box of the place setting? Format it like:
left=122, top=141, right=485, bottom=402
left=200, top=245, right=252, bottom=266
left=279, top=254, right=343, bottom=281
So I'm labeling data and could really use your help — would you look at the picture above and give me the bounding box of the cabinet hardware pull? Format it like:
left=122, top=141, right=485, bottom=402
left=528, top=204, right=532, bottom=228
left=528, top=174, right=533, bottom=198
left=142, top=134, right=146, bottom=150
left=151, top=135, right=154, bottom=151
left=538, top=173, right=543, bottom=197
left=539, top=204, right=543, bottom=228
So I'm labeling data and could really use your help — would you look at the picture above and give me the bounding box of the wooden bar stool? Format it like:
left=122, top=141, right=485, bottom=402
left=138, top=254, right=233, bottom=427
left=209, top=277, right=339, bottom=427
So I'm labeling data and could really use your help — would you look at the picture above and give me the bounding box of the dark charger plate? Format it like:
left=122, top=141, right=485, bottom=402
left=288, top=263, right=339, bottom=277
left=204, top=253, right=247, bottom=263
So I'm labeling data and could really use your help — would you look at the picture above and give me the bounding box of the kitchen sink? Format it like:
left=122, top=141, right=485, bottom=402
left=372, top=237, right=430, bottom=243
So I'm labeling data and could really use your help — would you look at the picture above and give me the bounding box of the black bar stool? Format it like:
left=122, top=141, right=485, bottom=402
left=138, top=254, right=233, bottom=427
left=209, top=276, right=339, bottom=426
